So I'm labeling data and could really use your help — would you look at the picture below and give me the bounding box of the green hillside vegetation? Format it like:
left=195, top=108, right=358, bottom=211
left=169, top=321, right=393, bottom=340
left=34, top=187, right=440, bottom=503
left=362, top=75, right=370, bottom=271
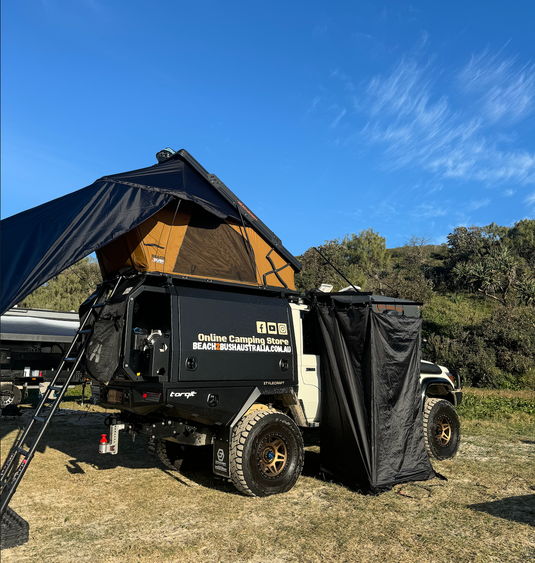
left=15, top=221, right=535, bottom=389
left=295, top=220, right=535, bottom=390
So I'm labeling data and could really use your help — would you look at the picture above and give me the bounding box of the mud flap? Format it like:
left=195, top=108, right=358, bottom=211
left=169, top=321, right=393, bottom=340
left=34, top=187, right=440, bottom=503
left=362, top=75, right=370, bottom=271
left=1, top=506, right=29, bottom=550
left=213, top=439, right=230, bottom=477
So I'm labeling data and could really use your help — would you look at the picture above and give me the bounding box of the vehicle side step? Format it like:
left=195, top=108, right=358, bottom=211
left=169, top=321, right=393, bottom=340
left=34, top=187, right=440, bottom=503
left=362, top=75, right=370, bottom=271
left=0, top=506, right=29, bottom=550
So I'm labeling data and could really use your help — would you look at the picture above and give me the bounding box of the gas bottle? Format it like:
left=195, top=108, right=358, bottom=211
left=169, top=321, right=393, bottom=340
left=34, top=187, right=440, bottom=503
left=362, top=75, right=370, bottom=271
left=99, top=434, right=108, bottom=454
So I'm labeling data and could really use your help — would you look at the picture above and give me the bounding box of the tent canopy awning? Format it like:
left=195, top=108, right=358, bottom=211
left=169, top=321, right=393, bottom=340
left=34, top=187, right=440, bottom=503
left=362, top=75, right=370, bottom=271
left=0, top=150, right=301, bottom=314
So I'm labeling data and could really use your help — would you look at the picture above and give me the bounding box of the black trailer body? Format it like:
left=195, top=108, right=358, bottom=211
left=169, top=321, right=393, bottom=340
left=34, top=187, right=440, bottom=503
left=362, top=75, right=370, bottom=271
left=85, top=274, right=300, bottom=477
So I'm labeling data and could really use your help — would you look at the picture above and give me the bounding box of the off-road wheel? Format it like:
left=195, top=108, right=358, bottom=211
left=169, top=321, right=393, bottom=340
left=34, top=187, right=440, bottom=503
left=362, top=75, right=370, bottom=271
left=423, top=398, right=461, bottom=460
left=230, top=409, right=304, bottom=497
left=155, top=439, right=209, bottom=471
left=0, top=384, right=22, bottom=409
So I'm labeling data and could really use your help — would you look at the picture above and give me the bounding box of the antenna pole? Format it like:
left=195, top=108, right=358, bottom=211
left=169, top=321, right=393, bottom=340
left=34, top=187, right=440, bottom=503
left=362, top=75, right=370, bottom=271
left=313, top=247, right=360, bottom=293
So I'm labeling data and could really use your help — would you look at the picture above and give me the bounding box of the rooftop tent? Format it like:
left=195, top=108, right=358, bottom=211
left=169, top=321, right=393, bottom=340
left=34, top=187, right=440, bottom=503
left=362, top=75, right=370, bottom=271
left=96, top=199, right=296, bottom=288
left=312, top=293, right=436, bottom=494
left=0, top=150, right=301, bottom=315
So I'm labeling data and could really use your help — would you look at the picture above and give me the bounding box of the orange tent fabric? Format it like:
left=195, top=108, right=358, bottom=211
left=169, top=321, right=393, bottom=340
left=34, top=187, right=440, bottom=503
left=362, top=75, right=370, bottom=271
left=97, top=201, right=296, bottom=290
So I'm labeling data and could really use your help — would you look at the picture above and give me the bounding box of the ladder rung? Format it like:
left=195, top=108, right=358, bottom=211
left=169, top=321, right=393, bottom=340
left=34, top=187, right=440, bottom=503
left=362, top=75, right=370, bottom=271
left=33, top=416, right=46, bottom=422
left=91, top=302, right=106, bottom=308
left=77, top=329, right=92, bottom=335
left=49, top=386, right=63, bottom=391
left=16, top=447, right=29, bottom=456
left=64, top=357, right=78, bottom=362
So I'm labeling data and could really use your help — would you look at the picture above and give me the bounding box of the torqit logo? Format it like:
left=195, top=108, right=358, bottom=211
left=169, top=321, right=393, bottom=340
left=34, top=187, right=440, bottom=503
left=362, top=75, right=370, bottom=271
left=169, top=391, right=197, bottom=399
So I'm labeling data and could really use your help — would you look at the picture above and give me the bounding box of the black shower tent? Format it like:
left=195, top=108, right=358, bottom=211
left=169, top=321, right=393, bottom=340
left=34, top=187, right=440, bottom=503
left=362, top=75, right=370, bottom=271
left=312, top=292, right=436, bottom=493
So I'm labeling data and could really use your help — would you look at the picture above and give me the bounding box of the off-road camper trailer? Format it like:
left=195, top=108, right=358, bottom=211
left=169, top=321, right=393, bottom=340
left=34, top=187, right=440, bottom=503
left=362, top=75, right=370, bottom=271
left=0, top=149, right=462, bottom=549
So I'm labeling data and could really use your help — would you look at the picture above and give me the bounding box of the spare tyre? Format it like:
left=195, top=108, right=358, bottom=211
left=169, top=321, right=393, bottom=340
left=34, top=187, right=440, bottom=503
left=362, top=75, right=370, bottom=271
left=423, top=398, right=461, bottom=460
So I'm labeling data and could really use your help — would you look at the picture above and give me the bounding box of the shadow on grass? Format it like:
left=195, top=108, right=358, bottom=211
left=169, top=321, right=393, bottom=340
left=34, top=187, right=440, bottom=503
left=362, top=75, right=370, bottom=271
left=1, top=406, right=327, bottom=495
left=469, top=494, right=535, bottom=527
left=0, top=405, right=156, bottom=471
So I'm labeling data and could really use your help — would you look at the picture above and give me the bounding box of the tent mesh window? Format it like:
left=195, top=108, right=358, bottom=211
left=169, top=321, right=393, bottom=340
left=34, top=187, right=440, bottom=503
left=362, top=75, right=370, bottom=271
left=173, top=207, right=257, bottom=283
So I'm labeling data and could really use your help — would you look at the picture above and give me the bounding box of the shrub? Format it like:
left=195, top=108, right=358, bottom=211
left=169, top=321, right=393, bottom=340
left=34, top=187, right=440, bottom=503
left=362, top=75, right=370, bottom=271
left=424, top=305, right=535, bottom=390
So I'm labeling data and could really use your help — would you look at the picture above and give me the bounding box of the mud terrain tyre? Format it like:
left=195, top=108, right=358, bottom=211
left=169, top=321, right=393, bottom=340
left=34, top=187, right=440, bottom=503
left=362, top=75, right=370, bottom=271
left=0, top=383, right=22, bottom=409
left=155, top=439, right=209, bottom=471
left=230, top=409, right=304, bottom=497
left=423, top=398, right=461, bottom=460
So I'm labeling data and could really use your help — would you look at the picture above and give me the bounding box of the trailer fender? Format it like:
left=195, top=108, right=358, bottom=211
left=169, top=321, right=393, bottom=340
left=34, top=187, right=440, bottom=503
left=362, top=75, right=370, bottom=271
left=212, top=387, right=261, bottom=478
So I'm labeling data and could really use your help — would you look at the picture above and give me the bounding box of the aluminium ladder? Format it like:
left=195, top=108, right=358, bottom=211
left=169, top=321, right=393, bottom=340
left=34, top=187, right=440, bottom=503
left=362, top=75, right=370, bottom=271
left=0, top=277, right=122, bottom=549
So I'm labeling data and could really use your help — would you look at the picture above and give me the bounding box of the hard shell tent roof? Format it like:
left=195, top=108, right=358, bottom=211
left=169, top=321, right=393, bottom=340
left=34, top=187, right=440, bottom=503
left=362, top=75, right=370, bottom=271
left=0, top=150, right=301, bottom=315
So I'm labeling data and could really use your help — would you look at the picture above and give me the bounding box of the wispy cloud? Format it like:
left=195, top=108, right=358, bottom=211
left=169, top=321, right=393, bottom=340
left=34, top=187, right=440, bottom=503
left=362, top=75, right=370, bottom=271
left=331, top=107, right=347, bottom=128
left=411, top=202, right=448, bottom=219
left=467, top=198, right=491, bottom=211
left=357, top=51, right=535, bottom=186
left=526, top=192, right=535, bottom=207
left=306, top=96, right=322, bottom=114
left=459, top=49, right=535, bottom=124
left=330, top=69, right=356, bottom=93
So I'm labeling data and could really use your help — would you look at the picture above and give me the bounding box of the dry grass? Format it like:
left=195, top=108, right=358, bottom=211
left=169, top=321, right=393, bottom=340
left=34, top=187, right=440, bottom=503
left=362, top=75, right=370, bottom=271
left=1, top=392, right=534, bottom=563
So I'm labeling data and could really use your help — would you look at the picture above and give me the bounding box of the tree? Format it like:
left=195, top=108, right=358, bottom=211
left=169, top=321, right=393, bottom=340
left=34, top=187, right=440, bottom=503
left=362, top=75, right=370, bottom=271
left=399, top=235, right=433, bottom=269
left=342, top=228, right=390, bottom=293
left=517, top=276, right=535, bottom=307
left=17, top=257, right=102, bottom=311
left=508, top=218, right=535, bottom=268
left=344, top=228, right=390, bottom=271
left=446, top=225, right=486, bottom=266
left=295, top=239, right=350, bottom=293
left=453, top=245, right=518, bottom=307
left=446, top=223, right=509, bottom=270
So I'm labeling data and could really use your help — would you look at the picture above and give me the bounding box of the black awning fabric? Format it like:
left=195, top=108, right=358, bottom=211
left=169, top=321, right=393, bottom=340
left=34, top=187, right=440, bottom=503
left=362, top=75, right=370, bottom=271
left=314, top=301, right=435, bottom=494
left=0, top=159, right=241, bottom=315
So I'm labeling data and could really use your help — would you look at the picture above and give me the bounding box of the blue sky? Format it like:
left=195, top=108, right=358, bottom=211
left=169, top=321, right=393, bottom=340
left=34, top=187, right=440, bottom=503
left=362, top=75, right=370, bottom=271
left=2, top=1, right=535, bottom=256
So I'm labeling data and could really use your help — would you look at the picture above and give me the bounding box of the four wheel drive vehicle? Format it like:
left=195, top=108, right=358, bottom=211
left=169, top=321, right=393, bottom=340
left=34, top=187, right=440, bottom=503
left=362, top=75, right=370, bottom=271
left=0, top=308, right=81, bottom=408
left=88, top=275, right=462, bottom=497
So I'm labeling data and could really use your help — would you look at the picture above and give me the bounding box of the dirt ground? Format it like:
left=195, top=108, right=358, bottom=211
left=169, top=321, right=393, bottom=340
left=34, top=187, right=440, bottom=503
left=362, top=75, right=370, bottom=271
left=1, top=403, right=534, bottom=563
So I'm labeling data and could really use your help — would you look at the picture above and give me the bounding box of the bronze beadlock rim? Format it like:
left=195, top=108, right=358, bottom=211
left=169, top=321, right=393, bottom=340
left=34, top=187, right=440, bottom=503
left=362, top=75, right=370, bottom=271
left=435, top=416, right=452, bottom=447
left=258, top=435, right=288, bottom=477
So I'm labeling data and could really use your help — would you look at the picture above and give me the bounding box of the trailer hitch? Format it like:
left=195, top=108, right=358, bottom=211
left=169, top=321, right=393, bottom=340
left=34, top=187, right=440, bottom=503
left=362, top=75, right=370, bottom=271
left=99, top=421, right=126, bottom=455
